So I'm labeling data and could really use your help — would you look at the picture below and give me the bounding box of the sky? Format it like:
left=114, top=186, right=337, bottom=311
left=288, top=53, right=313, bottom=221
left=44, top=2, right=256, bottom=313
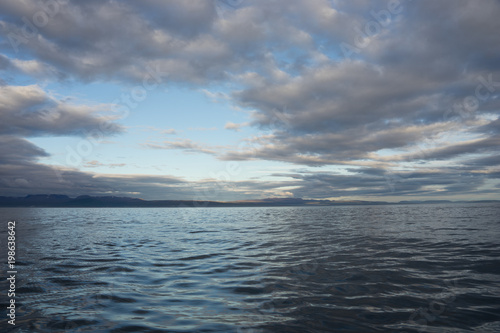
left=0, top=0, right=499, bottom=202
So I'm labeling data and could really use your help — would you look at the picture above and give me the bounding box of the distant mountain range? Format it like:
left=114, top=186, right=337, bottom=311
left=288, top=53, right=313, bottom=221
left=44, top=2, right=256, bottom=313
left=0, top=194, right=498, bottom=207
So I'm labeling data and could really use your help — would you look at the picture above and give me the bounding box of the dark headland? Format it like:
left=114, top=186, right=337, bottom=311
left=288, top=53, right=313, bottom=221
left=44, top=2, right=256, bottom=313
left=0, top=194, right=498, bottom=208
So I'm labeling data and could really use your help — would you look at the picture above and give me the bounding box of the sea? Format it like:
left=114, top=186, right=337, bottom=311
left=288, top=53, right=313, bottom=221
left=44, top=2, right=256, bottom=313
left=0, top=204, right=499, bottom=332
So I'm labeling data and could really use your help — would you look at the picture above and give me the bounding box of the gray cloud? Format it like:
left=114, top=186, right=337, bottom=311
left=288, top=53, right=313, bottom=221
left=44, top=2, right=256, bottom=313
left=219, top=0, right=500, bottom=181
left=285, top=168, right=497, bottom=199
left=0, top=156, right=293, bottom=200
left=0, top=84, right=128, bottom=198
left=465, top=155, right=500, bottom=168
left=406, top=135, right=500, bottom=162
left=0, top=85, right=123, bottom=137
left=0, top=0, right=363, bottom=83
left=0, top=135, right=49, bottom=164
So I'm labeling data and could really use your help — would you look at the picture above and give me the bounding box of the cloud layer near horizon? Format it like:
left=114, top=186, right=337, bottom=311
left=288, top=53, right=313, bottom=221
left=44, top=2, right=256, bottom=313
left=0, top=0, right=499, bottom=200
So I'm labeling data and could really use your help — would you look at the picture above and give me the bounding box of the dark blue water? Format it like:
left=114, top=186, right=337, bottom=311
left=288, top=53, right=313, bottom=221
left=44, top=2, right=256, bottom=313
left=1, top=204, right=499, bottom=332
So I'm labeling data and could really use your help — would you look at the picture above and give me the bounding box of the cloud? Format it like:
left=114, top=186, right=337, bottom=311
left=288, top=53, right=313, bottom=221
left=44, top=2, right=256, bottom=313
left=0, top=161, right=193, bottom=199
left=84, top=160, right=126, bottom=168
left=142, top=138, right=216, bottom=155
left=201, top=89, right=230, bottom=103
left=464, top=154, right=500, bottom=168
left=0, top=0, right=358, bottom=83
left=280, top=168, right=499, bottom=199
left=217, top=1, right=500, bottom=175
left=0, top=158, right=295, bottom=200
left=0, top=85, right=123, bottom=137
left=137, top=126, right=178, bottom=135
left=224, top=121, right=249, bottom=131
left=161, top=128, right=177, bottom=135
left=10, top=58, right=61, bottom=78
left=0, top=84, right=129, bottom=198
left=0, top=135, right=49, bottom=164
left=397, top=135, right=500, bottom=162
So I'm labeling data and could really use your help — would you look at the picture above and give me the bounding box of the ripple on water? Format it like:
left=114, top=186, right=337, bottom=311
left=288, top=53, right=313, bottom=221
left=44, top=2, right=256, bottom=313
left=1, top=204, right=499, bottom=332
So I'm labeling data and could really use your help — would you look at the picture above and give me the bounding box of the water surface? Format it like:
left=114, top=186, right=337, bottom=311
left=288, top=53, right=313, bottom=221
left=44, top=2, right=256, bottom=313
left=1, top=204, right=499, bottom=332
